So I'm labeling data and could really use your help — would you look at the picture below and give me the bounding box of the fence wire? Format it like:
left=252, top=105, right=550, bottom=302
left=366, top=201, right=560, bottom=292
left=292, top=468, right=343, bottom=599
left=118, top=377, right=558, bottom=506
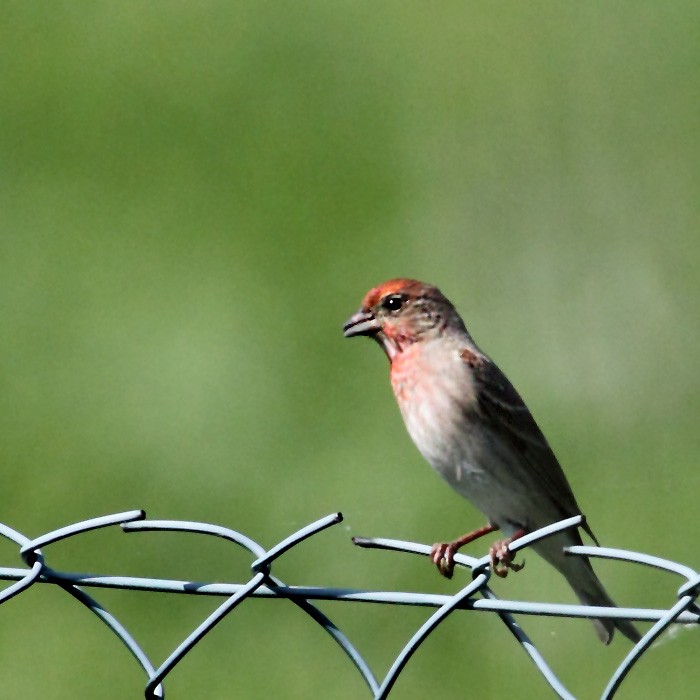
left=0, top=510, right=697, bottom=699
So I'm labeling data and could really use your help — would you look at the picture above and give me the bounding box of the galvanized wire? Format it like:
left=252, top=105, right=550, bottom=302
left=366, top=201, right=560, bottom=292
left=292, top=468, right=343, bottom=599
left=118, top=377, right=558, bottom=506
left=0, top=511, right=696, bottom=699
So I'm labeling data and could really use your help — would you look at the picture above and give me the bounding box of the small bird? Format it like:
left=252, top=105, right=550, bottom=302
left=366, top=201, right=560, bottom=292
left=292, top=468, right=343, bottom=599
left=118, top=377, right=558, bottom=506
left=343, top=278, right=640, bottom=644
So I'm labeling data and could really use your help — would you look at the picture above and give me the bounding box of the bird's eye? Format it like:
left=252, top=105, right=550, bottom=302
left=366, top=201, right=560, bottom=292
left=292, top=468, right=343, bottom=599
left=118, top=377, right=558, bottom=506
left=381, top=294, right=406, bottom=312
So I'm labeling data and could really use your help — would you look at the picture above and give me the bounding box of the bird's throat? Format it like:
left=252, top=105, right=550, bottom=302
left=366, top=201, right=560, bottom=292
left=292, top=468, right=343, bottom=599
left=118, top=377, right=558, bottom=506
left=389, top=343, right=431, bottom=403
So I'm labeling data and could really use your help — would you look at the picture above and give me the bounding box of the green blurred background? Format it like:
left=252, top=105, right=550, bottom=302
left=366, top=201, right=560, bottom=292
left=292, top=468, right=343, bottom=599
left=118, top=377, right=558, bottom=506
left=1, top=1, right=698, bottom=697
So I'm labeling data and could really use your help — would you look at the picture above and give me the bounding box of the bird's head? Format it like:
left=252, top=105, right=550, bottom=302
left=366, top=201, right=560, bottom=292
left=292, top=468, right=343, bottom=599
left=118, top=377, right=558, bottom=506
left=343, top=278, right=466, bottom=361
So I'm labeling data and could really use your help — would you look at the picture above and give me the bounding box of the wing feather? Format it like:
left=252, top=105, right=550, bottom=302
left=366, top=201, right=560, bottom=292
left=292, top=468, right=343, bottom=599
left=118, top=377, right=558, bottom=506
left=463, top=348, right=598, bottom=544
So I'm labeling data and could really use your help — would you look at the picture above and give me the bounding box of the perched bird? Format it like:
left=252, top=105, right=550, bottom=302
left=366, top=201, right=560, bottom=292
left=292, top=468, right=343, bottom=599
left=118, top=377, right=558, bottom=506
left=343, top=278, right=640, bottom=644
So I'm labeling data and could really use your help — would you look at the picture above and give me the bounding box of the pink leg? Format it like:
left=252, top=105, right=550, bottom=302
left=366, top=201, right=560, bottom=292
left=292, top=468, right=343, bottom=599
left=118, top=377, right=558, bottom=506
left=430, top=523, right=499, bottom=579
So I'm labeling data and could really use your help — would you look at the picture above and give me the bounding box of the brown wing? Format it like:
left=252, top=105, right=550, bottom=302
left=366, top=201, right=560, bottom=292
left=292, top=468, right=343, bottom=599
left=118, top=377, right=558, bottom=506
left=462, top=348, right=598, bottom=544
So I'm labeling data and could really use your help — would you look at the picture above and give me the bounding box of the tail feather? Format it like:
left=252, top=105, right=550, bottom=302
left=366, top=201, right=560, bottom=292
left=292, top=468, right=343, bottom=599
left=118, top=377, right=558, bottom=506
left=571, top=576, right=641, bottom=645
left=534, top=532, right=641, bottom=644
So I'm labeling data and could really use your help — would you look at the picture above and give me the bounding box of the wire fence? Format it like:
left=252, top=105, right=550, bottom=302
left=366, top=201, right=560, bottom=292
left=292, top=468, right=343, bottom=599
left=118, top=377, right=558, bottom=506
left=0, top=510, right=697, bottom=699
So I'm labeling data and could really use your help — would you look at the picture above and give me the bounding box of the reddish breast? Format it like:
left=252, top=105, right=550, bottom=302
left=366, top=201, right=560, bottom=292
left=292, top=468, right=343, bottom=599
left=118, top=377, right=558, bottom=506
left=390, top=343, right=433, bottom=404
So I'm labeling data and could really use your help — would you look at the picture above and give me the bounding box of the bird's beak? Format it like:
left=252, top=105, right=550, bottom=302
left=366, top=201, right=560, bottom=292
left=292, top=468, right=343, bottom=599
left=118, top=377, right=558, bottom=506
left=343, top=309, right=380, bottom=338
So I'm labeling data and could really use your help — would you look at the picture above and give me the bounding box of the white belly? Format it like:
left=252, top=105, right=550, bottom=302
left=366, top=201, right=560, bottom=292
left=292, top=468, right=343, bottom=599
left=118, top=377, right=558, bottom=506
left=392, top=345, right=531, bottom=532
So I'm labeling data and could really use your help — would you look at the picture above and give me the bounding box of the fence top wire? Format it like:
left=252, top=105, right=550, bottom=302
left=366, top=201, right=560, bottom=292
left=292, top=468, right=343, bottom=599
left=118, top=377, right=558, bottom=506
left=0, top=510, right=697, bottom=699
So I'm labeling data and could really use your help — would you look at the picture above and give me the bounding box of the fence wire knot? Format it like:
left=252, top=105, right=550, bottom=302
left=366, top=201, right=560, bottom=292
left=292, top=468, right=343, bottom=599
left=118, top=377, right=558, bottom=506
left=0, top=511, right=697, bottom=699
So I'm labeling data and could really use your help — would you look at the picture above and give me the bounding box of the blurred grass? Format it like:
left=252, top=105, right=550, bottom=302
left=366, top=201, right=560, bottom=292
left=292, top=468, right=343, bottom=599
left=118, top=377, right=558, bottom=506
left=1, top=1, right=698, bottom=697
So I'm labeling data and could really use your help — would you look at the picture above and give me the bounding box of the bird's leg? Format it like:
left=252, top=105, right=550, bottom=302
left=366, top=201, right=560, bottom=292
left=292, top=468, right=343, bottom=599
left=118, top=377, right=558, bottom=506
left=430, top=523, right=499, bottom=579
left=489, top=529, right=526, bottom=578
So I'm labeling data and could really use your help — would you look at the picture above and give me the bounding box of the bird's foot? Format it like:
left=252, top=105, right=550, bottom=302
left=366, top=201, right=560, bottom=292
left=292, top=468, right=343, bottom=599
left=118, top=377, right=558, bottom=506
left=489, top=535, right=525, bottom=578
left=430, top=542, right=457, bottom=579
left=430, top=523, right=499, bottom=579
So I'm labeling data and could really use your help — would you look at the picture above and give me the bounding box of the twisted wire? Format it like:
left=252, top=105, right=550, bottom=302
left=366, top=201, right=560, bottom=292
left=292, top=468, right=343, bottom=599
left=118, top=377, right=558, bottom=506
left=0, top=511, right=696, bottom=699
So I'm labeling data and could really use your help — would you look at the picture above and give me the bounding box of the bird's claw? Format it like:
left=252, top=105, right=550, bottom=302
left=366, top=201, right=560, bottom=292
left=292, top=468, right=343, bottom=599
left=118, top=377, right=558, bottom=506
left=430, top=542, right=456, bottom=579
left=489, top=539, right=525, bottom=578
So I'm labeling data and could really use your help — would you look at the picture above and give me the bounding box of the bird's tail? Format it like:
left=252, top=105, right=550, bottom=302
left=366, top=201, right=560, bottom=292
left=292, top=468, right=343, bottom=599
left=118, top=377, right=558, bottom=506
left=568, top=565, right=641, bottom=645
left=535, top=532, right=641, bottom=644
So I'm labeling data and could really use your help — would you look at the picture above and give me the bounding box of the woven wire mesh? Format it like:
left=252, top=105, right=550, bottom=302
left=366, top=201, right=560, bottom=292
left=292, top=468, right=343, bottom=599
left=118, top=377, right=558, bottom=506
left=0, top=510, right=697, bottom=699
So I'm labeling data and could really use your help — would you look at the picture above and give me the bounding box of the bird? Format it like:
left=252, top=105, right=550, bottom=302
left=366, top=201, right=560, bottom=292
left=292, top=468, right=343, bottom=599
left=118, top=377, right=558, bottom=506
left=343, top=278, right=640, bottom=644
